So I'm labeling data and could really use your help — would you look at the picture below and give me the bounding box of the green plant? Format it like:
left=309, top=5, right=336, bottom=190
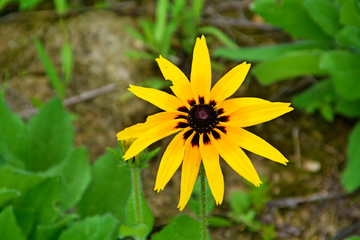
left=126, top=0, right=236, bottom=60
left=213, top=0, right=360, bottom=194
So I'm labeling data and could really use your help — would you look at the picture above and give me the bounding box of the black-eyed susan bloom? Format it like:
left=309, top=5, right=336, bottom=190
left=117, top=35, right=293, bottom=211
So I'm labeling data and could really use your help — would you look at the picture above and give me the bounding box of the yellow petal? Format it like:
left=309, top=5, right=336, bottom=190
left=156, top=56, right=195, bottom=105
left=217, top=97, right=270, bottom=116
left=224, top=125, right=289, bottom=165
left=154, top=129, right=190, bottom=192
left=227, top=103, right=293, bottom=127
left=199, top=133, right=224, bottom=205
left=190, top=35, right=211, bottom=103
left=129, top=85, right=184, bottom=112
left=123, top=120, right=183, bottom=160
left=210, top=129, right=262, bottom=187
left=117, top=111, right=182, bottom=140
left=210, top=62, right=251, bottom=104
left=178, top=142, right=201, bottom=211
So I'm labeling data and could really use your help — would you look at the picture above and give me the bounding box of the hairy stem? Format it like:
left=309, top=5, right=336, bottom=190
left=200, top=163, right=208, bottom=240
left=131, top=167, right=142, bottom=225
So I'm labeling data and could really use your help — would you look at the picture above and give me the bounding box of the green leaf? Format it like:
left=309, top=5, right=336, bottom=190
left=335, top=99, right=360, bottom=117
left=213, top=41, right=332, bottom=62
left=125, top=26, right=146, bottom=43
left=188, top=177, right=215, bottom=216
left=76, top=153, right=132, bottom=224
left=191, top=0, right=205, bottom=23
left=61, top=42, right=73, bottom=85
left=340, top=0, right=360, bottom=29
left=342, top=121, right=360, bottom=192
left=199, top=26, right=238, bottom=48
left=124, top=50, right=155, bottom=60
left=0, top=206, right=26, bottom=240
left=32, top=214, right=78, bottom=240
left=345, top=237, right=360, bottom=240
left=140, top=20, right=156, bottom=49
left=120, top=224, right=149, bottom=240
left=0, top=189, right=19, bottom=208
left=45, top=147, right=91, bottom=211
left=160, top=20, right=178, bottom=57
left=58, top=215, right=119, bottom=240
left=19, top=0, right=45, bottom=10
left=253, top=50, right=328, bottom=85
left=54, top=0, right=67, bottom=15
left=0, top=96, right=28, bottom=169
left=126, top=192, right=154, bottom=228
left=0, top=166, right=45, bottom=195
left=33, top=38, right=64, bottom=98
left=151, top=215, right=201, bottom=240
left=230, top=190, right=251, bottom=215
left=27, top=98, right=74, bottom=172
left=154, top=0, right=169, bottom=43
left=13, top=208, right=36, bottom=238
left=337, top=25, right=360, bottom=51
left=320, top=50, right=360, bottom=100
left=292, top=79, right=337, bottom=122
left=208, top=216, right=232, bottom=227
left=303, top=0, right=342, bottom=36
left=14, top=177, right=62, bottom=227
left=251, top=0, right=331, bottom=40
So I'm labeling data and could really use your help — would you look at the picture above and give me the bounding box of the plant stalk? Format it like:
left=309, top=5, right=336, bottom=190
left=200, top=163, right=208, bottom=240
left=131, top=167, right=142, bottom=225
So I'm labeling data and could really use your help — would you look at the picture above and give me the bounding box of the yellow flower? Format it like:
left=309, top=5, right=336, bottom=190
left=117, top=35, right=293, bottom=211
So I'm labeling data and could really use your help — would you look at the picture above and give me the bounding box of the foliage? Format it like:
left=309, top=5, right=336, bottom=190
left=214, top=0, right=360, bottom=193
left=0, top=0, right=67, bottom=12
left=126, top=0, right=236, bottom=60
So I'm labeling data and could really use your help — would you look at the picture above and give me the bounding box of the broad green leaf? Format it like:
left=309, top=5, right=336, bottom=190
left=120, top=224, right=149, bottom=240
left=27, top=98, right=74, bottom=172
left=14, top=177, right=62, bottom=227
left=61, top=42, right=73, bottom=84
left=13, top=208, right=36, bottom=238
left=251, top=0, right=331, bottom=40
left=213, top=41, right=332, bottom=62
left=346, top=237, right=360, bottom=240
left=335, top=99, right=360, bottom=117
left=199, top=26, right=238, bottom=48
left=292, top=79, right=337, bottom=122
left=0, top=189, right=19, bottom=208
left=208, top=216, right=232, bottom=227
left=230, top=190, right=251, bottom=215
left=342, top=121, right=360, bottom=192
left=58, top=215, right=119, bottom=240
left=33, top=38, right=64, bottom=98
left=151, top=215, right=201, bottom=240
left=340, top=0, right=360, bottom=29
left=154, top=0, right=168, bottom=43
left=0, top=166, right=45, bottom=194
left=320, top=51, right=360, bottom=100
left=0, top=206, right=26, bottom=240
left=19, top=0, right=45, bottom=10
left=0, top=96, right=28, bottom=169
left=32, top=214, right=78, bottom=240
left=46, top=147, right=91, bottom=211
left=0, top=0, right=12, bottom=12
left=253, top=51, right=328, bottom=85
left=337, top=25, right=360, bottom=50
left=76, top=153, right=132, bottom=224
left=303, top=0, right=342, bottom=36
left=188, top=176, right=215, bottom=216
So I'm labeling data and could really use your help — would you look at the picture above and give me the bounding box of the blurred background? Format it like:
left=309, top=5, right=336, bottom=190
left=1, top=0, right=360, bottom=239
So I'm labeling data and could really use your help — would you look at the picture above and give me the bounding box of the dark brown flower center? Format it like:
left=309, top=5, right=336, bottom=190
left=188, top=104, right=219, bottom=133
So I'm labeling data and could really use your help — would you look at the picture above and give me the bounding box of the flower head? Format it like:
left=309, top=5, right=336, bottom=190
left=117, top=35, right=293, bottom=211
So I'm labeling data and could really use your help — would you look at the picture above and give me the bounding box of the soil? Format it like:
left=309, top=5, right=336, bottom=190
left=1, top=0, right=359, bottom=239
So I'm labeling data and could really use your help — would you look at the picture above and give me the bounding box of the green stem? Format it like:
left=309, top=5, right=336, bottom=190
left=200, top=163, right=208, bottom=240
left=131, top=167, right=142, bottom=225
